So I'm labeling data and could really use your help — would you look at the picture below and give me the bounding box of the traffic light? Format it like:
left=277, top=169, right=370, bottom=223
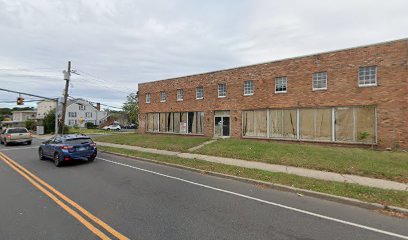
left=17, top=96, right=24, bottom=105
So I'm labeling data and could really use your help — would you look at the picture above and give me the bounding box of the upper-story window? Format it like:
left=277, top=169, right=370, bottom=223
left=359, top=66, right=377, bottom=87
left=160, top=91, right=166, bottom=102
left=85, top=112, right=92, bottom=118
left=68, top=112, right=77, bottom=118
left=313, top=72, right=328, bottom=90
left=243, top=80, right=254, bottom=96
left=218, top=83, right=227, bottom=98
left=146, top=93, right=151, bottom=103
left=196, top=87, right=204, bottom=99
left=275, top=77, right=287, bottom=93
left=78, top=105, right=85, bottom=110
left=177, top=89, right=184, bottom=101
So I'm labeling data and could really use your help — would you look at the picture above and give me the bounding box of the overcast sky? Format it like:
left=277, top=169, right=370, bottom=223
left=1, top=0, right=407, bottom=109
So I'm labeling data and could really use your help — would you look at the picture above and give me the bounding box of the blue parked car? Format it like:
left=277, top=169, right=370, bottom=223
left=39, top=135, right=97, bottom=167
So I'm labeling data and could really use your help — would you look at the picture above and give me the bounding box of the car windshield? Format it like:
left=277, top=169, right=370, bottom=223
left=65, top=138, right=93, bottom=145
left=8, top=128, right=28, bottom=134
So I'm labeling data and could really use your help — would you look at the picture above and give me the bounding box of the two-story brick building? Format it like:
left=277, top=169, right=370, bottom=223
left=138, top=38, right=408, bottom=149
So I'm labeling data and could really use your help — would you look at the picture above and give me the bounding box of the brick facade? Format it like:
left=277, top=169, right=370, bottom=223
left=138, top=39, right=408, bottom=149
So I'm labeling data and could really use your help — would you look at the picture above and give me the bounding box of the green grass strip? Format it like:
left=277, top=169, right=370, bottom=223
left=99, top=146, right=408, bottom=209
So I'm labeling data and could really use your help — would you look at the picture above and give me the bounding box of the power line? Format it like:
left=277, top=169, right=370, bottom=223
left=73, top=69, right=133, bottom=94
left=67, top=96, right=123, bottom=110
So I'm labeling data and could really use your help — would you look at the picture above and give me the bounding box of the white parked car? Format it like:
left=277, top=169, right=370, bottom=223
left=102, top=125, right=121, bottom=131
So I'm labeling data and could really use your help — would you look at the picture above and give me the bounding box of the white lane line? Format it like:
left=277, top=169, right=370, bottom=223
left=0, top=147, right=37, bottom=151
left=97, top=156, right=408, bottom=239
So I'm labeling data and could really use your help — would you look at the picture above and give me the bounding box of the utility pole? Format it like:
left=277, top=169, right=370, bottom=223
left=60, top=61, right=71, bottom=135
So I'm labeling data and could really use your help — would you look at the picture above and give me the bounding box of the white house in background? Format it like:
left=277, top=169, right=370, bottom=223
left=13, top=110, right=37, bottom=122
left=1, top=110, right=37, bottom=129
left=65, top=99, right=108, bottom=127
left=37, top=100, right=60, bottom=119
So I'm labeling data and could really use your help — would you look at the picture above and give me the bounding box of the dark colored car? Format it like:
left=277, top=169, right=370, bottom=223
left=39, top=135, right=97, bottom=167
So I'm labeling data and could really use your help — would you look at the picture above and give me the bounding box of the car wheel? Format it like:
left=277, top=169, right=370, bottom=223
left=4, top=140, right=8, bottom=146
left=54, top=152, right=63, bottom=167
left=0, top=139, right=3, bottom=144
left=88, top=157, right=95, bottom=162
left=27, top=141, right=32, bottom=145
left=39, top=149, right=46, bottom=160
left=107, top=128, right=110, bottom=131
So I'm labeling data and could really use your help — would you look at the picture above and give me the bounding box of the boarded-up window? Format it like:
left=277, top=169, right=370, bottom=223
left=355, top=106, right=375, bottom=143
left=299, top=109, right=315, bottom=140
left=147, top=113, right=154, bottom=132
left=269, top=110, right=283, bottom=138
left=254, top=110, right=267, bottom=137
left=269, top=109, right=296, bottom=139
left=180, top=112, right=187, bottom=133
left=300, top=108, right=332, bottom=141
left=315, top=108, right=332, bottom=140
left=282, top=109, right=297, bottom=138
left=243, top=111, right=255, bottom=136
left=152, top=113, right=159, bottom=132
left=159, top=113, right=166, bottom=132
left=196, top=112, right=204, bottom=134
left=335, top=107, right=353, bottom=142
left=174, top=112, right=181, bottom=133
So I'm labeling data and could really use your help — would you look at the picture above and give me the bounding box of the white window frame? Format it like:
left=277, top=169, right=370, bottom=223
left=68, top=112, right=77, bottom=118
left=218, top=84, right=227, bottom=98
left=312, top=72, right=328, bottom=91
left=358, top=66, right=377, bottom=87
left=146, top=93, right=151, bottom=103
left=160, top=91, right=166, bottom=102
left=78, top=105, right=85, bottom=111
left=275, top=77, right=287, bottom=93
left=196, top=87, right=204, bottom=100
left=243, top=80, right=254, bottom=96
left=177, top=89, right=184, bottom=101
left=85, top=112, right=92, bottom=118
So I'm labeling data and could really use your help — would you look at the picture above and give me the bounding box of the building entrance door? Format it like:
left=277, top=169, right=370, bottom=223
left=214, top=111, right=230, bottom=138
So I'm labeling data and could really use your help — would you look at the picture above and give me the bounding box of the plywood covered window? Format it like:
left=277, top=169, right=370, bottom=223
left=146, top=113, right=154, bottom=132
left=335, top=107, right=354, bottom=142
left=299, top=108, right=332, bottom=141
left=269, top=109, right=296, bottom=139
left=152, top=113, right=159, bottom=132
left=355, top=106, right=375, bottom=143
left=158, top=113, right=166, bottom=132
left=242, top=111, right=255, bottom=137
left=174, top=112, right=181, bottom=133
left=254, top=110, right=267, bottom=137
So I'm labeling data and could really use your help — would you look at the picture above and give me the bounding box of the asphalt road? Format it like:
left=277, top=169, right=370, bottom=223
left=0, top=139, right=407, bottom=240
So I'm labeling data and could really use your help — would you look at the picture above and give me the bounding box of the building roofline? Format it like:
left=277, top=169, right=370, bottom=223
left=138, top=37, right=408, bottom=86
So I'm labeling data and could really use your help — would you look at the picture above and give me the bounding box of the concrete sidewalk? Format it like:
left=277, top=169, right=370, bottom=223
left=95, top=141, right=408, bottom=191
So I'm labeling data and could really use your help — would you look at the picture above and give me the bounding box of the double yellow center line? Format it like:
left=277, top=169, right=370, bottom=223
left=0, top=151, right=128, bottom=240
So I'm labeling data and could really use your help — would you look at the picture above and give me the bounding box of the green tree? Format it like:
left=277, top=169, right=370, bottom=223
left=43, top=110, right=56, bottom=134
left=122, top=92, right=139, bottom=126
left=25, top=119, right=36, bottom=130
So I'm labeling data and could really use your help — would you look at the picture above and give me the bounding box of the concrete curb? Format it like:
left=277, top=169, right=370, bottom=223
left=99, top=150, right=408, bottom=216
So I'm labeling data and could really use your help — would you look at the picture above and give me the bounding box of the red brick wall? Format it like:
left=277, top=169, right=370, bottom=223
left=138, top=39, right=408, bottom=149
